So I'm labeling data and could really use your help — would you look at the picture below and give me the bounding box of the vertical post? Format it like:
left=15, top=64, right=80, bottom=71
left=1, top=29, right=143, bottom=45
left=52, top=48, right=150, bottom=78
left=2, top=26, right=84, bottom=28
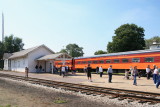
left=2, top=12, right=4, bottom=42
left=62, top=53, right=65, bottom=65
left=52, top=60, right=54, bottom=74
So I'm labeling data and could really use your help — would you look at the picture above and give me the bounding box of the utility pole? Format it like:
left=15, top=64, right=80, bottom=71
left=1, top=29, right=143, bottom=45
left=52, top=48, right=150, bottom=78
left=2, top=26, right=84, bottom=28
left=2, top=12, right=4, bottom=42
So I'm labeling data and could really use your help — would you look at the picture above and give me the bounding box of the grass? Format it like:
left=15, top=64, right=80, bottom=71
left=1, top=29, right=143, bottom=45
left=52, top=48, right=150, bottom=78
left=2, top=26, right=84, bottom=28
left=53, top=98, right=67, bottom=104
left=0, top=105, right=18, bottom=107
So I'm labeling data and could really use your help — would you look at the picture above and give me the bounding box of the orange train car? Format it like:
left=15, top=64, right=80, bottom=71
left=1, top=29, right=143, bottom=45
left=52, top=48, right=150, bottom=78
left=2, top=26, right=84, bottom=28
left=55, top=49, right=160, bottom=72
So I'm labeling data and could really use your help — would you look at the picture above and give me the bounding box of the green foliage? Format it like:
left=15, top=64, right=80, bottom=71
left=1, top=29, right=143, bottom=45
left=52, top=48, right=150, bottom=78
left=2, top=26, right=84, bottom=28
left=94, top=50, right=107, bottom=55
left=60, top=44, right=84, bottom=57
left=145, top=36, right=160, bottom=49
left=3, top=34, right=24, bottom=53
left=54, top=97, right=67, bottom=104
left=107, top=23, right=145, bottom=53
left=0, top=105, right=11, bottom=107
left=59, top=49, right=68, bottom=54
left=0, top=34, right=24, bottom=69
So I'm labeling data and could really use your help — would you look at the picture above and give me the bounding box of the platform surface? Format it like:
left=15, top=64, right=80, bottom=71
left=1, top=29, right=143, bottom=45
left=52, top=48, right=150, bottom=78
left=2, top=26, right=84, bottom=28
left=0, top=71, right=159, bottom=93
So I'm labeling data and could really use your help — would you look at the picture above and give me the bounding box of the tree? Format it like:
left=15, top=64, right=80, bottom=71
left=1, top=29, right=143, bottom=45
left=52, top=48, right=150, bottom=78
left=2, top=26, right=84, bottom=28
left=94, top=50, right=107, bottom=55
left=107, top=23, right=145, bottom=53
left=59, top=49, right=68, bottom=54
left=145, top=36, right=160, bottom=49
left=60, top=44, right=84, bottom=57
left=3, top=34, right=24, bottom=53
left=0, top=34, right=24, bottom=69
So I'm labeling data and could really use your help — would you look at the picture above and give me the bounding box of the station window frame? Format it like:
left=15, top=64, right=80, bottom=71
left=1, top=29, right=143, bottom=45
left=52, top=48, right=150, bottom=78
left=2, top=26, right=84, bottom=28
left=106, top=60, right=111, bottom=63
left=114, top=59, right=119, bottom=63
left=132, top=58, right=140, bottom=62
left=122, top=59, right=129, bottom=63
left=145, top=57, right=154, bottom=62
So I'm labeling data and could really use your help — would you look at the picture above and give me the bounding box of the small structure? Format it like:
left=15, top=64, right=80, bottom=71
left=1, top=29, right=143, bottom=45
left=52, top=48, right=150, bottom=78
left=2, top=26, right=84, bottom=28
left=3, top=45, right=72, bottom=73
left=150, top=42, right=160, bottom=50
left=37, top=53, right=72, bottom=73
left=3, top=45, right=54, bottom=72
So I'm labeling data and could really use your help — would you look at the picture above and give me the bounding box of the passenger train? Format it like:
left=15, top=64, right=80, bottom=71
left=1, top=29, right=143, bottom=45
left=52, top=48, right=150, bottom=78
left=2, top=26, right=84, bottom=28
left=55, top=44, right=160, bottom=73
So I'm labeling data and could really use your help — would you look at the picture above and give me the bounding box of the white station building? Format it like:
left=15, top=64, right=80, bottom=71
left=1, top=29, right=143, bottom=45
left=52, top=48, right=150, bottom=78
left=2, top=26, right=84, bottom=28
left=3, top=45, right=72, bottom=73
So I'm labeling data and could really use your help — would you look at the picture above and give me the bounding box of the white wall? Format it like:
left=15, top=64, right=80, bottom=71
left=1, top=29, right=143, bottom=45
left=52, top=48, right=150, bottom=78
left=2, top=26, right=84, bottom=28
left=28, top=47, right=53, bottom=72
left=3, top=59, right=8, bottom=70
left=11, top=57, right=28, bottom=72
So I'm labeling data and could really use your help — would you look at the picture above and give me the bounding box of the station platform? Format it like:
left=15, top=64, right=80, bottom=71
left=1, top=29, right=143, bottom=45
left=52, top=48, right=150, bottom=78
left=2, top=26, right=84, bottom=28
left=0, top=71, right=159, bottom=93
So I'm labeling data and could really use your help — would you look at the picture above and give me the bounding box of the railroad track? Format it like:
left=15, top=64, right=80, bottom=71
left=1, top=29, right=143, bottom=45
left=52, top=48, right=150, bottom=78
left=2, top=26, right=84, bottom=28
left=0, top=73, right=160, bottom=104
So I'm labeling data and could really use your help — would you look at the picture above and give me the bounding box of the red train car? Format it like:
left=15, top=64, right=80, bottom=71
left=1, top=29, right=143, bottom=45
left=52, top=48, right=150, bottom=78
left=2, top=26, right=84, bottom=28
left=55, top=49, right=160, bottom=72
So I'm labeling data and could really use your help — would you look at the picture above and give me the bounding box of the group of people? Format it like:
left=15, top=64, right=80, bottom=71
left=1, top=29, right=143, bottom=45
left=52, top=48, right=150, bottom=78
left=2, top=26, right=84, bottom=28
left=35, top=65, right=43, bottom=73
left=59, top=65, right=76, bottom=77
left=84, top=64, right=113, bottom=83
left=146, top=65, right=160, bottom=88
left=84, top=64, right=160, bottom=88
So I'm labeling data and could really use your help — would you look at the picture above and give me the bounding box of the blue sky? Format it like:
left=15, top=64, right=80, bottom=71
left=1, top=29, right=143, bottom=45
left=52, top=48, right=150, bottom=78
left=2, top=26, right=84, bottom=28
left=0, top=0, right=160, bottom=56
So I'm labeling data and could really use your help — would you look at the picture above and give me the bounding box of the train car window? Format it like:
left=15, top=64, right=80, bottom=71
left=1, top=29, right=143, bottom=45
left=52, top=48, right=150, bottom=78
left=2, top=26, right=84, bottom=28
left=93, top=61, right=98, bottom=64
left=114, top=59, right=119, bottom=63
left=132, top=58, right=140, bottom=62
left=145, top=57, right=154, bottom=62
left=106, top=60, right=111, bottom=63
left=82, top=61, right=87, bottom=64
left=77, top=61, right=81, bottom=64
left=122, top=59, right=129, bottom=63
left=100, top=60, right=104, bottom=63
left=88, top=61, right=92, bottom=64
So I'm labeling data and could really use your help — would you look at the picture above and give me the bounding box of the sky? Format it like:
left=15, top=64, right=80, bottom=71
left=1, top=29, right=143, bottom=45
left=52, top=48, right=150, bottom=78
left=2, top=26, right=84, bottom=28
left=0, top=0, right=160, bottom=56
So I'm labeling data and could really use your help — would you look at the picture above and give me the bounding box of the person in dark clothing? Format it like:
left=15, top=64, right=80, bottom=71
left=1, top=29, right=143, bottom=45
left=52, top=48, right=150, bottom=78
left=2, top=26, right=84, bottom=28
left=39, top=65, right=42, bottom=72
left=96, top=66, right=99, bottom=74
left=35, top=65, right=38, bottom=73
left=25, top=67, right=29, bottom=78
left=87, top=64, right=92, bottom=82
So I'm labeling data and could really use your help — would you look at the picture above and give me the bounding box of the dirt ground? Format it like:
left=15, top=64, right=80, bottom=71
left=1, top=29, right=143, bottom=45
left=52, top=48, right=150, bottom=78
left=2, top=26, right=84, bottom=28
left=0, top=78, right=119, bottom=107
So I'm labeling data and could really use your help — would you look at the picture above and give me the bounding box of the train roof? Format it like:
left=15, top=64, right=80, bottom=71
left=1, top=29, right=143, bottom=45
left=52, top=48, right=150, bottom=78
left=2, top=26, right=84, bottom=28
left=75, top=49, right=160, bottom=59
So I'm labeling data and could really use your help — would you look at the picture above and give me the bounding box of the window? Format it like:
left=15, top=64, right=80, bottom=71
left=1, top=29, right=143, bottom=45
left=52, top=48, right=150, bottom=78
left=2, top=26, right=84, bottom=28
left=132, top=58, right=140, bottom=62
left=77, top=61, right=81, bottom=64
left=145, top=57, right=154, bottom=62
left=114, top=59, right=119, bottom=63
left=122, top=59, right=129, bottom=63
left=106, top=60, right=111, bottom=63
left=100, top=60, right=104, bottom=63
left=88, top=61, right=92, bottom=64
left=93, top=61, right=98, bottom=64
left=82, top=61, right=87, bottom=64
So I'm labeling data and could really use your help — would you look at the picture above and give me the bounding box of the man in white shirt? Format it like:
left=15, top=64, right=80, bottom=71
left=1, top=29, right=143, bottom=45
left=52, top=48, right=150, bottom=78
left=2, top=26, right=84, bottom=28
left=99, top=66, right=103, bottom=77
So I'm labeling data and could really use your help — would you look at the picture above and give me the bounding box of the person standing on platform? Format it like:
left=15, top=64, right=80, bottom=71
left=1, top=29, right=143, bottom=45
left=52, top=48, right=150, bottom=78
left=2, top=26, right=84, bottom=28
left=156, top=67, right=160, bottom=88
left=133, top=66, right=138, bottom=86
left=129, top=66, right=133, bottom=80
left=146, top=65, right=151, bottom=80
left=87, top=64, right=92, bottom=82
left=99, top=66, right=103, bottom=77
left=83, top=66, right=87, bottom=75
left=96, top=66, right=99, bottom=74
left=35, top=65, right=38, bottom=73
left=107, top=65, right=113, bottom=83
left=39, top=65, right=42, bottom=73
left=61, top=66, right=66, bottom=77
left=25, top=67, right=29, bottom=78
left=153, top=66, right=159, bottom=85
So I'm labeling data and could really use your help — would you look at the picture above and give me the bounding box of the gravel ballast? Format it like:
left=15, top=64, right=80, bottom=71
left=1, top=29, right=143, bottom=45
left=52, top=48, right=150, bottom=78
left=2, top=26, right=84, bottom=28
left=0, top=77, right=159, bottom=107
